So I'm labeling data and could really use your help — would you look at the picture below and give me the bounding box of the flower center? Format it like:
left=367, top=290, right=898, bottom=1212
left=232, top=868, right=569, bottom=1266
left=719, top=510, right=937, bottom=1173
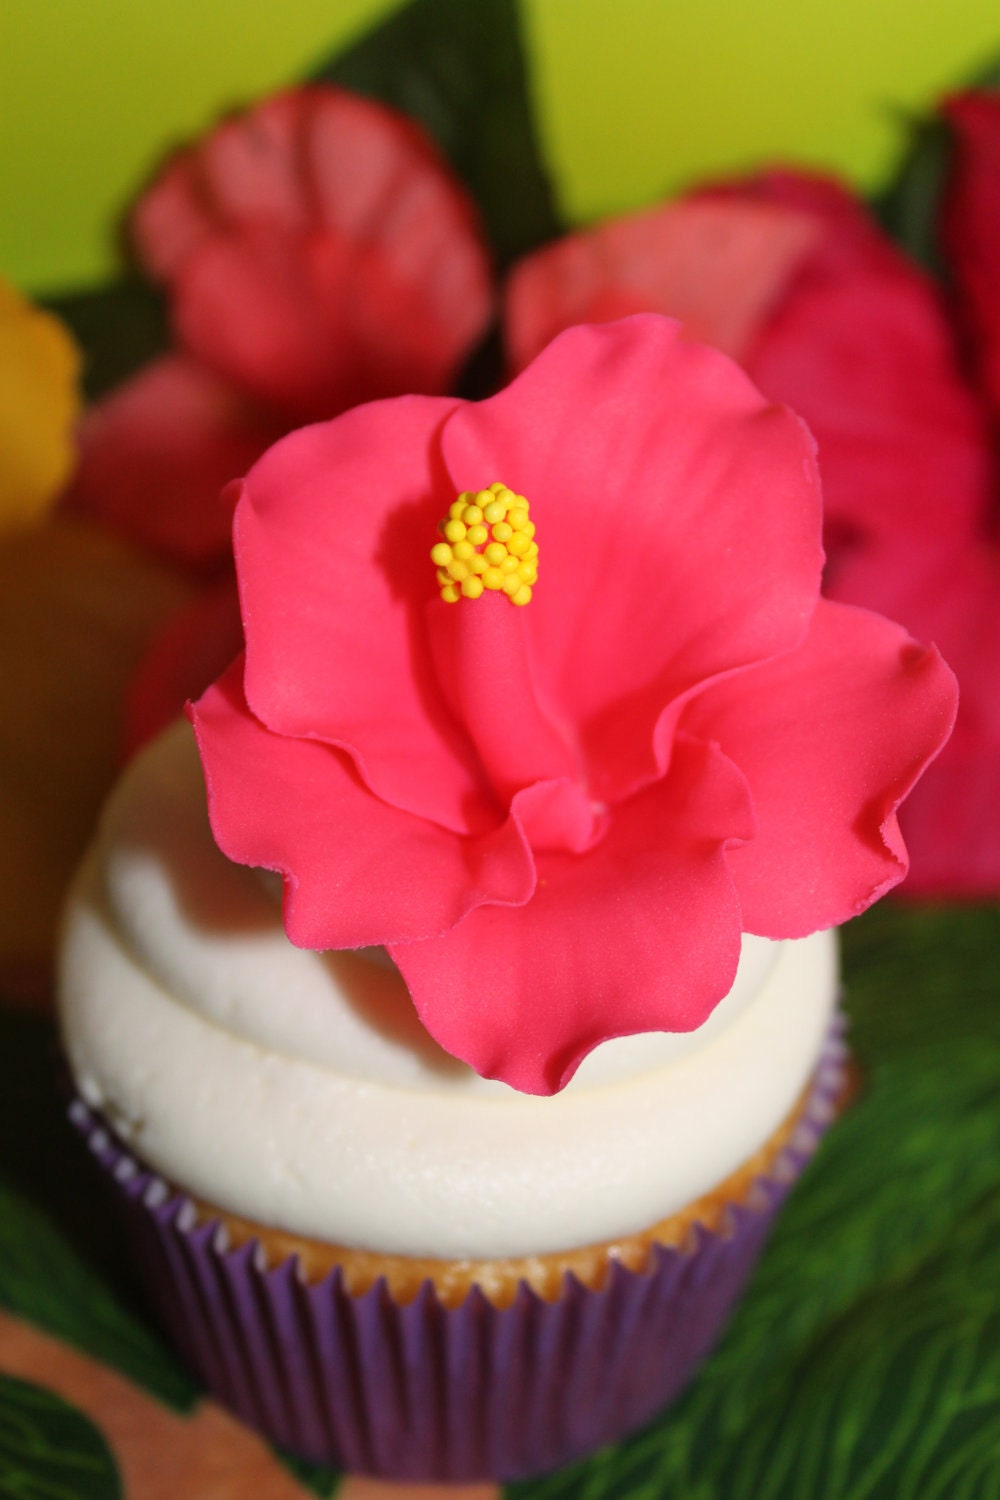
left=430, top=482, right=538, bottom=605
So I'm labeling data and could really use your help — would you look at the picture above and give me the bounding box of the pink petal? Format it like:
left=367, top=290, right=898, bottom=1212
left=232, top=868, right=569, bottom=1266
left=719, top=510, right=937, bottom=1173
left=505, top=197, right=821, bottom=373
left=391, top=735, right=753, bottom=1095
left=63, top=354, right=283, bottom=569
left=942, top=92, right=1000, bottom=414
left=681, top=598, right=959, bottom=936
left=136, top=87, right=493, bottom=421
left=895, top=726, right=1000, bottom=898
left=236, top=395, right=499, bottom=834
left=131, top=155, right=216, bottom=282
left=426, top=592, right=581, bottom=806
left=442, top=316, right=824, bottom=803
left=728, top=171, right=989, bottom=552
left=191, top=659, right=536, bottom=949
left=122, top=574, right=243, bottom=760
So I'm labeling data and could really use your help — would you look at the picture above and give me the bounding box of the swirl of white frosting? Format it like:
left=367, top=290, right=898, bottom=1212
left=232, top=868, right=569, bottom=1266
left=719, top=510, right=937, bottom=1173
left=59, top=724, right=838, bottom=1259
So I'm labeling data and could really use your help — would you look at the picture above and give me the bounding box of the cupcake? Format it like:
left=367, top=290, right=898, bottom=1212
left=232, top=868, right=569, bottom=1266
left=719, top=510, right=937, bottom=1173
left=59, top=316, right=956, bottom=1482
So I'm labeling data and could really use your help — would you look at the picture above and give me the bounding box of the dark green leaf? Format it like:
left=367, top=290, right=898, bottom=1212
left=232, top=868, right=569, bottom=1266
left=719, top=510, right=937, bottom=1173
left=274, top=1448, right=340, bottom=1496
left=312, top=0, right=561, bottom=268
left=0, top=1376, right=122, bottom=1500
left=0, top=1177, right=197, bottom=1414
left=42, top=278, right=170, bottom=402
left=509, top=903, right=1000, bottom=1500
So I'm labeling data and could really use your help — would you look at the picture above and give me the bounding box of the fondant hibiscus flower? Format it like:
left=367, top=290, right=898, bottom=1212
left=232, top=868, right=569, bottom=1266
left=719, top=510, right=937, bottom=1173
left=191, top=317, right=956, bottom=1095
left=505, top=120, right=1000, bottom=897
left=66, top=86, right=493, bottom=569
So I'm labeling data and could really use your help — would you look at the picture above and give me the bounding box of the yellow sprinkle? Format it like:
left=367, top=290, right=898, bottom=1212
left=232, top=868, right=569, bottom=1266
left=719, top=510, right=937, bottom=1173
left=512, top=585, right=532, bottom=606
left=461, top=575, right=485, bottom=599
left=467, top=523, right=489, bottom=546
left=450, top=498, right=468, bottom=519
left=484, top=567, right=505, bottom=590
left=526, top=540, right=539, bottom=559
left=430, top=541, right=453, bottom=566
left=483, top=499, right=507, bottom=524
left=492, top=521, right=513, bottom=543
left=484, top=540, right=507, bottom=565
left=468, top=554, right=487, bottom=575
left=444, top=519, right=467, bottom=543
left=452, top=539, right=474, bottom=561
left=508, top=508, right=528, bottom=531
left=462, top=504, right=484, bottom=526
left=441, top=584, right=460, bottom=603
left=497, top=488, right=516, bottom=507
left=502, top=573, right=522, bottom=597
left=523, top=521, right=536, bottom=540
left=489, top=481, right=506, bottom=493
left=436, top=568, right=452, bottom=587
left=507, top=531, right=530, bottom=558
left=518, top=560, right=538, bottom=583
left=447, top=558, right=470, bottom=581
left=476, top=489, right=494, bottom=506
left=501, top=553, right=520, bottom=574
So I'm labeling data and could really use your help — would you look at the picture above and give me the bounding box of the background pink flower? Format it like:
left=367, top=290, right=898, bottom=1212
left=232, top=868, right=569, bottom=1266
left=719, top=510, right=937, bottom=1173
left=65, top=86, right=494, bottom=570
left=191, top=318, right=956, bottom=1094
left=505, top=127, right=1000, bottom=898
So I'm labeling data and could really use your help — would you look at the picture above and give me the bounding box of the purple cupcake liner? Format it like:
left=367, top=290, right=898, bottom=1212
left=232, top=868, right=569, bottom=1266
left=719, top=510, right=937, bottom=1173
left=70, top=1016, right=847, bottom=1483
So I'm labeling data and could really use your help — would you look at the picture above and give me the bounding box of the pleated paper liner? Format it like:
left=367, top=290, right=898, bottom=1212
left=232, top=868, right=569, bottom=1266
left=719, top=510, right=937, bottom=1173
left=69, top=1015, right=848, bottom=1483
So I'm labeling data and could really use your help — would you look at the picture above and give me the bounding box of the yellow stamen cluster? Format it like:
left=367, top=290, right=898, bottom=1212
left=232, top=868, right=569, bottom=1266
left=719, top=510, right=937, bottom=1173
left=430, top=482, right=538, bottom=605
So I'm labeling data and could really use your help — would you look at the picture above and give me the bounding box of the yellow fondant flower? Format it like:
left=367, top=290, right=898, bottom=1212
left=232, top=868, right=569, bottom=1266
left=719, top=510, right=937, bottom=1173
left=0, top=275, right=80, bottom=533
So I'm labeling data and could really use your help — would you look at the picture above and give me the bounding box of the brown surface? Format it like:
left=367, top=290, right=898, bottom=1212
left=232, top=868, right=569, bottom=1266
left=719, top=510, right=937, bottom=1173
left=0, top=514, right=190, bottom=995
left=0, top=1309, right=305, bottom=1500
left=199, top=1076, right=823, bottom=1310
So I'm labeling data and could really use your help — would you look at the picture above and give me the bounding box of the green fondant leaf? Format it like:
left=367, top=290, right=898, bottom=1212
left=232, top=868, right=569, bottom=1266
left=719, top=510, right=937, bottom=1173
left=274, top=1447, right=340, bottom=1496
left=509, top=903, right=1000, bottom=1500
left=0, top=1376, right=122, bottom=1500
left=43, top=278, right=170, bottom=402
left=0, top=1177, right=196, bottom=1414
left=312, top=0, right=561, bottom=268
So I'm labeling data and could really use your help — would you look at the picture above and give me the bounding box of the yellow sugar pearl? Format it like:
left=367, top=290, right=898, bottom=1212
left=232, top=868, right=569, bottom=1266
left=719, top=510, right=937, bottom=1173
left=467, top=524, right=489, bottom=546
left=462, top=504, right=484, bottom=526
left=512, top=584, right=532, bottom=606
left=483, top=499, right=507, bottom=524
left=444, top=519, right=467, bottom=543
left=450, top=497, right=469, bottom=519
left=441, top=584, right=460, bottom=603
left=497, top=488, right=516, bottom=507
left=452, top=539, right=475, bottom=561
left=507, top=508, right=529, bottom=531
left=501, top=553, right=520, bottom=574
left=484, top=540, right=507, bottom=565
left=430, top=541, right=453, bottom=566
left=468, top=554, right=488, bottom=575
left=484, top=567, right=505, bottom=590
left=488, top=481, right=506, bottom=493
left=447, top=558, right=469, bottom=581
left=526, top=540, right=539, bottom=559
left=523, top=521, right=536, bottom=540
left=433, top=483, right=536, bottom=607
left=502, top=573, right=521, bottom=597
left=461, top=575, right=485, bottom=599
left=518, top=560, right=538, bottom=583
left=436, top=568, right=452, bottom=587
left=476, top=488, right=494, bottom=506
left=507, top=531, right=530, bottom=558
left=492, top=521, right=513, bottom=543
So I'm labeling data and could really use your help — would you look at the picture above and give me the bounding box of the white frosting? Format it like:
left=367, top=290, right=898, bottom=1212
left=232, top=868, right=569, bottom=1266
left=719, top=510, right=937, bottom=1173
left=59, top=723, right=838, bottom=1259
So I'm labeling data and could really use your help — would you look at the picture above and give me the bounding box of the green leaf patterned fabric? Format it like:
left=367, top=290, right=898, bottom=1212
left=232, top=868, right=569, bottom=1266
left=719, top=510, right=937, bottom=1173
left=0, top=1376, right=122, bottom=1500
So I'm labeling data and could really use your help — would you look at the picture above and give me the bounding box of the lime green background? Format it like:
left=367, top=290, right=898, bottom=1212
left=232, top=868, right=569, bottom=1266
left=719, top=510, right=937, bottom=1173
left=5, top=0, right=1000, bottom=292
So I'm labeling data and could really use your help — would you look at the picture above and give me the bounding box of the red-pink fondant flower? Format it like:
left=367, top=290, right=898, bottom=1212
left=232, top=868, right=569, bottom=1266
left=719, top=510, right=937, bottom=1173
left=66, top=86, right=494, bottom=568
left=505, top=140, right=999, bottom=897
left=191, top=317, right=956, bottom=1095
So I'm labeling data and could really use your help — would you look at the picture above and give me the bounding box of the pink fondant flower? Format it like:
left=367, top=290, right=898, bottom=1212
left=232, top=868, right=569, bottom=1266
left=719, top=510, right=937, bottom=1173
left=66, top=86, right=494, bottom=569
left=191, top=317, right=956, bottom=1095
left=505, top=136, right=1000, bottom=897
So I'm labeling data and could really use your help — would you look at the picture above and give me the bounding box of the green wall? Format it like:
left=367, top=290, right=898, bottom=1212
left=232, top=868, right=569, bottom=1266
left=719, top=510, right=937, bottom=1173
left=5, top=0, right=1000, bottom=292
